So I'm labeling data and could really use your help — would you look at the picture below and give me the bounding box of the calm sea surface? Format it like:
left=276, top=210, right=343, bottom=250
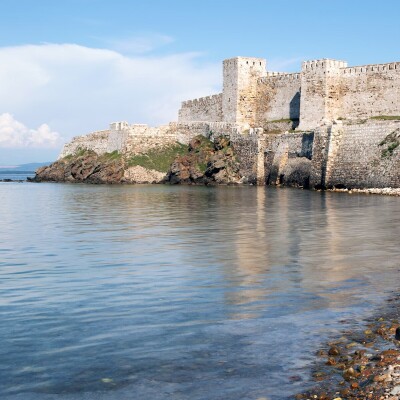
left=0, top=183, right=399, bottom=400
left=0, top=171, right=35, bottom=181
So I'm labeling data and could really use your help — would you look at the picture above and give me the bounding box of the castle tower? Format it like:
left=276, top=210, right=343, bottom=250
left=298, top=59, right=347, bottom=131
left=222, top=57, right=267, bottom=125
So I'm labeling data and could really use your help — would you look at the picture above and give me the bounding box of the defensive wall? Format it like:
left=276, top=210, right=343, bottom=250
left=256, top=73, right=301, bottom=125
left=58, top=54, right=400, bottom=189
left=178, top=56, right=400, bottom=132
left=178, top=94, right=223, bottom=123
left=58, top=122, right=199, bottom=159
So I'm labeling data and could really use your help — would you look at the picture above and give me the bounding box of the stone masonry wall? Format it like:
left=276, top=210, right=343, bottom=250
left=59, top=124, right=192, bottom=159
left=178, top=94, right=223, bottom=123
left=263, top=132, right=314, bottom=186
left=256, top=73, right=301, bottom=126
left=222, top=57, right=267, bottom=125
left=262, top=120, right=400, bottom=189
left=58, top=130, right=111, bottom=159
left=298, top=59, right=348, bottom=131
left=323, top=121, right=400, bottom=188
left=340, top=62, right=400, bottom=120
left=229, top=131, right=260, bottom=184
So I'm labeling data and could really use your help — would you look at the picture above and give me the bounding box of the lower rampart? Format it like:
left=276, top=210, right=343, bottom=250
left=263, top=120, right=400, bottom=189
left=58, top=119, right=400, bottom=190
left=315, top=121, right=400, bottom=188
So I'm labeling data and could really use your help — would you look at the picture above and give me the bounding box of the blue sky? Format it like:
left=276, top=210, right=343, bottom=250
left=0, top=0, right=399, bottom=164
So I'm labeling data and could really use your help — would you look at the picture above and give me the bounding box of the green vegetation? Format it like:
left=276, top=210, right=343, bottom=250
left=75, top=148, right=89, bottom=157
left=266, top=129, right=283, bottom=135
left=381, top=142, right=399, bottom=158
left=62, top=148, right=94, bottom=160
left=127, top=143, right=187, bottom=172
left=370, top=115, right=400, bottom=121
left=197, top=162, right=208, bottom=173
left=379, top=129, right=400, bottom=158
left=101, top=150, right=121, bottom=161
left=268, top=118, right=299, bottom=124
left=192, top=136, right=214, bottom=152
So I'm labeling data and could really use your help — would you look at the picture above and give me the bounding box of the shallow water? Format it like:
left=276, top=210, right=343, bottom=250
left=0, top=170, right=34, bottom=181
left=0, top=183, right=399, bottom=400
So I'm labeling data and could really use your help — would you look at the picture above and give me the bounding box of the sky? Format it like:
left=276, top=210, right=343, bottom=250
left=0, top=0, right=400, bottom=164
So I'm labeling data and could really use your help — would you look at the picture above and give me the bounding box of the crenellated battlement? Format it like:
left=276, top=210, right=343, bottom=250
left=302, top=59, right=348, bottom=70
left=223, top=56, right=267, bottom=69
left=110, top=121, right=129, bottom=131
left=178, top=55, right=400, bottom=131
left=181, top=93, right=222, bottom=108
left=259, top=72, right=301, bottom=81
left=342, top=62, right=400, bottom=75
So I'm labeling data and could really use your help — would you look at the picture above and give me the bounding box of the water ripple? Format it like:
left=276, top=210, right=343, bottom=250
left=0, top=184, right=399, bottom=399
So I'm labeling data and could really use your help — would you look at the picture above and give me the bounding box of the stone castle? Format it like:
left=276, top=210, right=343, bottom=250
left=178, top=56, right=400, bottom=131
left=59, top=55, right=400, bottom=189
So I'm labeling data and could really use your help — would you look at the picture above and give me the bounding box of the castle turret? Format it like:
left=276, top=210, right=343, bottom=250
left=298, top=59, right=347, bottom=131
left=222, top=57, right=267, bottom=125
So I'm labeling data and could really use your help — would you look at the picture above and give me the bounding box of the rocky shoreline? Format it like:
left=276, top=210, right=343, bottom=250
left=30, top=135, right=245, bottom=186
left=28, top=133, right=400, bottom=195
left=295, top=293, right=400, bottom=400
left=327, top=188, right=400, bottom=197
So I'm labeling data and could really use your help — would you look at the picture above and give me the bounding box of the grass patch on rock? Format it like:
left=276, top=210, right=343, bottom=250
left=379, top=129, right=400, bottom=158
left=102, top=150, right=121, bottom=161
left=371, top=115, right=400, bottom=121
left=127, top=143, right=187, bottom=172
left=268, top=118, right=299, bottom=124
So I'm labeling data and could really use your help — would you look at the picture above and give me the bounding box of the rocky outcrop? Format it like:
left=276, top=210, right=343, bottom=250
left=32, top=135, right=244, bottom=185
left=32, top=137, right=195, bottom=184
left=123, top=165, right=165, bottom=184
left=32, top=151, right=126, bottom=184
left=166, top=135, right=243, bottom=185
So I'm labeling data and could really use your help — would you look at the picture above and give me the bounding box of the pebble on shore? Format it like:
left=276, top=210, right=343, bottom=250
left=296, top=294, right=400, bottom=400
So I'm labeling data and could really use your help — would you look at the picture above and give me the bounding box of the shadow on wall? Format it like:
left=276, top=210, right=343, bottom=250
left=290, top=92, right=301, bottom=122
left=300, top=133, right=314, bottom=159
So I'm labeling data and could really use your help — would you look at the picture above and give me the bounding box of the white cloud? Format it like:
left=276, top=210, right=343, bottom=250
left=106, top=34, right=175, bottom=54
left=0, top=43, right=220, bottom=152
left=0, top=113, right=62, bottom=148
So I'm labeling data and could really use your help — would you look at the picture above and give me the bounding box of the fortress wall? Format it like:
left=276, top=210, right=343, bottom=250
left=58, top=130, right=111, bottom=159
left=299, top=60, right=347, bottom=131
left=229, top=131, right=260, bottom=184
left=178, top=93, right=223, bottom=123
left=123, top=124, right=192, bottom=154
left=263, top=132, right=313, bottom=185
left=257, top=74, right=301, bottom=124
left=340, top=63, right=400, bottom=120
left=223, top=57, right=267, bottom=125
left=323, top=121, right=400, bottom=188
left=59, top=125, right=191, bottom=159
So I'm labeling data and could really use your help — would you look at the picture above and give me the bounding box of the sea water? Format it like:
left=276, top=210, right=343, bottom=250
left=0, top=183, right=399, bottom=399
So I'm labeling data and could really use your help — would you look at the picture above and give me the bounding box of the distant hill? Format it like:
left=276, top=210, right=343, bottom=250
left=0, top=162, right=52, bottom=172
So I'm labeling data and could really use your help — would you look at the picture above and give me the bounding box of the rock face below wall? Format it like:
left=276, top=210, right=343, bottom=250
left=166, top=135, right=243, bottom=185
left=32, top=135, right=245, bottom=185
left=33, top=119, right=400, bottom=190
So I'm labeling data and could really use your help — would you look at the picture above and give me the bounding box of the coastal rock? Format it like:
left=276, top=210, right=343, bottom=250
left=166, top=135, right=242, bottom=185
left=32, top=152, right=125, bottom=184
left=123, top=165, right=165, bottom=184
